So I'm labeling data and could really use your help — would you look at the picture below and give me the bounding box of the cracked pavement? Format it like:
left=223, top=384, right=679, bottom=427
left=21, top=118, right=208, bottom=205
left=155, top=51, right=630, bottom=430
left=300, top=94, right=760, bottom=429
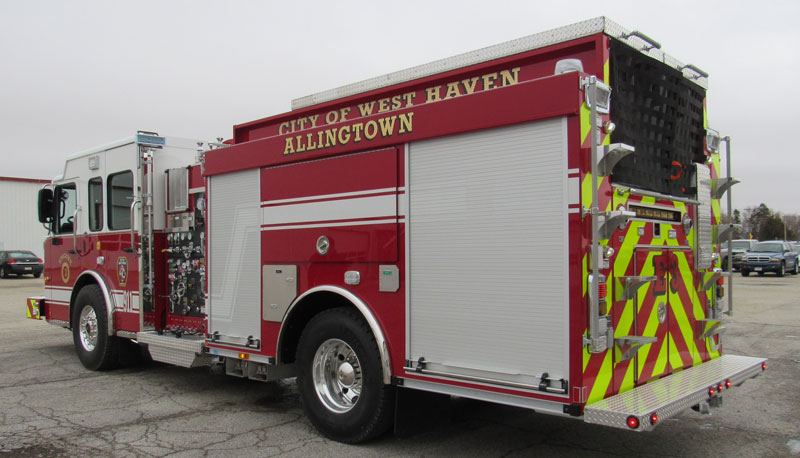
left=1, top=276, right=798, bottom=457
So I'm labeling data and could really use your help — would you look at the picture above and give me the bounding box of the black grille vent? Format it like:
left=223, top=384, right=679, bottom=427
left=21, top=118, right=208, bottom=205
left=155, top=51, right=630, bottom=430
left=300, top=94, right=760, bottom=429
left=608, top=39, right=706, bottom=197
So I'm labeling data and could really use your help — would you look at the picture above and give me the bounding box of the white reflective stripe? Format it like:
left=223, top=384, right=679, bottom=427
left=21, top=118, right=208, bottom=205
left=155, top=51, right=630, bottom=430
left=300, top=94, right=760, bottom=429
left=568, top=176, right=580, bottom=205
left=111, top=290, right=140, bottom=312
left=262, top=187, right=397, bottom=206
left=262, top=218, right=398, bottom=231
left=262, top=194, right=396, bottom=227
left=45, top=287, right=72, bottom=303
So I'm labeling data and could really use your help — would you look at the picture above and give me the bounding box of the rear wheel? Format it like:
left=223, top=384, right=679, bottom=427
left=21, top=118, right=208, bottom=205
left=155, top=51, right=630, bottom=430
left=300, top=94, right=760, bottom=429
left=776, top=262, right=785, bottom=277
left=72, top=285, right=120, bottom=370
left=33, top=272, right=42, bottom=278
left=0, top=266, right=8, bottom=278
left=741, top=270, right=750, bottom=277
left=296, top=308, right=394, bottom=443
left=791, top=260, right=799, bottom=275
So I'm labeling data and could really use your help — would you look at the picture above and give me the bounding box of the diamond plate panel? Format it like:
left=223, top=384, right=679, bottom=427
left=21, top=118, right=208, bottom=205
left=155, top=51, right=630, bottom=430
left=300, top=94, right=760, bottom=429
left=137, top=332, right=208, bottom=368
left=584, top=355, right=766, bottom=430
left=292, top=17, right=705, bottom=110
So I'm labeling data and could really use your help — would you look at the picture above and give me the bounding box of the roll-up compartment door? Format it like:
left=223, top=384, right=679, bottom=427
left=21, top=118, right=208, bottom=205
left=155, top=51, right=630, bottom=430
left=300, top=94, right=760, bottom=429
left=407, top=118, right=570, bottom=388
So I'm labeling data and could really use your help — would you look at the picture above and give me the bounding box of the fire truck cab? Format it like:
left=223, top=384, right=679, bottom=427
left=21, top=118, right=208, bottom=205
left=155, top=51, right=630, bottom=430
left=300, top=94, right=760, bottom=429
left=29, top=17, right=766, bottom=444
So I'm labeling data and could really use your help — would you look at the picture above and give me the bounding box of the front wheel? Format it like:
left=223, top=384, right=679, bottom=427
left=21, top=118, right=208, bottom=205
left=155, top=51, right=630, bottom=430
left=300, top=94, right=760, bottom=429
left=741, top=270, right=750, bottom=277
left=296, top=308, right=394, bottom=443
left=792, top=260, right=799, bottom=275
left=776, top=262, right=785, bottom=277
left=72, top=285, right=120, bottom=370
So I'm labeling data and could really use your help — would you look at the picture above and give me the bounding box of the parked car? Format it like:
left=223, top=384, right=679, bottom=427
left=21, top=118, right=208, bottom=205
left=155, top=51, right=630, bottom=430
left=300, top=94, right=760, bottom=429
left=0, top=250, right=44, bottom=278
left=740, top=241, right=799, bottom=277
left=720, top=239, right=758, bottom=271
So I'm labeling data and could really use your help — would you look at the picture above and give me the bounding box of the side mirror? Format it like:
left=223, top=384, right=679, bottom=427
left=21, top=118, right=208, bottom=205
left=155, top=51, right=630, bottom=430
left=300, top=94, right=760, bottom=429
left=37, top=188, right=55, bottom=223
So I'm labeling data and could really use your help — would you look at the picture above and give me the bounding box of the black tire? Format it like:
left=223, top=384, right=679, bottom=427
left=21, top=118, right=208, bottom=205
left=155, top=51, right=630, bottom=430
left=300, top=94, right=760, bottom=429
left=0, top=266, right=8, bottom=279
left=721, top=257, right=729, bottom=271
left=72, top=285, right=120, bottom=370
left=758, top=271, right=765, bottom=276
left=741, top=270, right=750, bottom=277
left=33, top=272, right=42, bottom=278
left=791, top=260, right=799, bottom=276
left=296, top=307, right=394, bottom=443
left=776, top=262, right=785, bottom=277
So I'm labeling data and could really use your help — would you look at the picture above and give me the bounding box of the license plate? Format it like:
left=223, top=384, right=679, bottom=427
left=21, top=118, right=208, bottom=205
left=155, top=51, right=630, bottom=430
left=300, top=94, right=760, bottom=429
left=24, top=267, right=31, bottom=271
left=754, top=267, right=762, bottom=272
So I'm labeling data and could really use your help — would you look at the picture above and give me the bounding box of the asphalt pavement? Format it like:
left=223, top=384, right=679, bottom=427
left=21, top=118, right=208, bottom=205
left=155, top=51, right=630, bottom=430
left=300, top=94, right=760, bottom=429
left=1, top=274, right=798, bottom=457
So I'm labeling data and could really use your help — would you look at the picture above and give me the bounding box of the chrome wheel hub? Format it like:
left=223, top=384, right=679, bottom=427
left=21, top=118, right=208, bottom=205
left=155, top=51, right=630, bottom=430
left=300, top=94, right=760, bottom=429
left=78, top=305, right=98, bottom=352
left=312, top=338, right=362, bottom=413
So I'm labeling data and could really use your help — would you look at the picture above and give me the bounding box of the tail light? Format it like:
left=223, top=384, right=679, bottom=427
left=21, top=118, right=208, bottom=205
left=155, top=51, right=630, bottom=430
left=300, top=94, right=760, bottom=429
left=37, top=258, right=43, bottom=263
left=717, top=383, right=724, bottom=392
left=598, top=282, right=607, bottom=299
left=725, top=379, right=732, bottom=389
left=7, top=259, right=15, bottom=264
left=762, top=362, right=768, bottom=371
left=708, top=387, right=716, bottom=396
left=626, top=416, right=639, bottom=429
left=716, top=277, right=724, bottom=286
left=650, top=413, right=659, bottom=425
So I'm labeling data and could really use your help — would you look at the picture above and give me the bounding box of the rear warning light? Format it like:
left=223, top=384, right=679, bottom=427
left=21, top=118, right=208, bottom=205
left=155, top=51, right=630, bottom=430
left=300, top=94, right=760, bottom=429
left=762, top=362, right=767, bottom=371
left=708, top=387, right=716, bottom=396
left=7, top=259, right=15, bottom=264
left=725, top=379, right=732, bottom=389
left=716, top=277, right=724, bottom=285
left=37, top=258, right=43, bottom=263
left=626, top=416, right=639, bottom=429
left=650, top=413, right=659, bottom=425
left=717, top=383, right=724, bottom=392
left=598, top=282, right=607, bottom=299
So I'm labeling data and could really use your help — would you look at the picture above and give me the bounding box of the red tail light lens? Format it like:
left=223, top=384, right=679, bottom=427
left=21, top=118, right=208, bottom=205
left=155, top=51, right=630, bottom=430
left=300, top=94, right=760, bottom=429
left=725, top=379, right=732, bottom=389
left=708, top=387, right=716, bottom=396
left=762, top=362, right=767, bottom=371
left=626, top=416, right=639, bottom=429
left=717, top=383, right=724, bottom=392
left=716, top=277, right=724, bottom=285
left=8, top=259, right=16, bottom=264
left=650, top=413, right=659, bottom=425
left=598, top=282, right=607, bottom=299
left=37, top=258, right=43, bottom=263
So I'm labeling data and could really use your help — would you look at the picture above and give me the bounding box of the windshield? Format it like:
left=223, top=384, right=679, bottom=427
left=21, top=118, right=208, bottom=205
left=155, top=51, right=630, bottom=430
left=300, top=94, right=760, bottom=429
left=732, top=241, right=752, bottom=250
left=751, top=242, right=784, bottom=253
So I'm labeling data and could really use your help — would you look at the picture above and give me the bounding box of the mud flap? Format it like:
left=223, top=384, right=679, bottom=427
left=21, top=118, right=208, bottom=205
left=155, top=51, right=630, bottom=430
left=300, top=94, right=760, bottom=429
left=393, top=386, right=451, bottom=438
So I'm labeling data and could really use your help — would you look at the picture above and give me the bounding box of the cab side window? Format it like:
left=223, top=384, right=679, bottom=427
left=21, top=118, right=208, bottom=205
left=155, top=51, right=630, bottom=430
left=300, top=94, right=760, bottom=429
left=108, top=171, right=134, bottom=230
left=55, top=183, right=77, bottom=235
left=88, top=177, right=103, bottom=232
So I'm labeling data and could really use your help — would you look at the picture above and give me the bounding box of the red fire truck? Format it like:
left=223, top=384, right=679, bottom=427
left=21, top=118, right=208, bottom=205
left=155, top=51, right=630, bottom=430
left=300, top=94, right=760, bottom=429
left=27, top=17, right=765, bottom=443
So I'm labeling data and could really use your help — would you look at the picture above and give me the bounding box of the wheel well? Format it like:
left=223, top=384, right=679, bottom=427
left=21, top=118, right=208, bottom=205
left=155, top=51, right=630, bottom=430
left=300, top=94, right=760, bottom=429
left=69, top=275, right=99, bottom=328
left=279, top=291, right=358, bottom=365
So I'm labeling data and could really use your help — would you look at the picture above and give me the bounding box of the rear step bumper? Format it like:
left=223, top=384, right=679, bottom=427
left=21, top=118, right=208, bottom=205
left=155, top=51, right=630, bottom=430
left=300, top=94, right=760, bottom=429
left=584, top=354, right=766, bottom=431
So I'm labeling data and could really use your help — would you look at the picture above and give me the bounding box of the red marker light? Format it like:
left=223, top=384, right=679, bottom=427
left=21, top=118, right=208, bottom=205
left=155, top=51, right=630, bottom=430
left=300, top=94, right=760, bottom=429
left=762, top=362, right=767, bottom=371
left=7, top=258, right=15, bottom=264
left=627, top=416, right=640, bottom=429
left=717, top=277, right=724, bottom=285
left=725, top=379, right=732, bottom=389
left=598, top=282, right=607, bottom=299
left=708, top=387, right=716, bottom=396
left=650, top=413, right=659, bottom=425
left=717, top=383, right=724, bottom=392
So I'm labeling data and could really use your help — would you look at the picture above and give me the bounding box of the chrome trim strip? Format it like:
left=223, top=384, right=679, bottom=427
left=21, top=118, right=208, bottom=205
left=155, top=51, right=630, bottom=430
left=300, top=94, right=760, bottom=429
left=634, top=244, right=692, bottom=251
left=624, top=187, right=701, bottom=205
left=49, top=319, right=70, bottom=328
left=402, top=378, right=568, bottom=416
left=403, top=367, right=567, bottom=395
left=278, top=285, right=392, bottom=384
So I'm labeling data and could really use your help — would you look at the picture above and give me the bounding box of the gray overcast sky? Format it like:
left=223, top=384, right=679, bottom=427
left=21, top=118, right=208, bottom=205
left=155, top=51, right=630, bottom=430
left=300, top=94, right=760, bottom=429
left=1, top=0, right=798, bottom=213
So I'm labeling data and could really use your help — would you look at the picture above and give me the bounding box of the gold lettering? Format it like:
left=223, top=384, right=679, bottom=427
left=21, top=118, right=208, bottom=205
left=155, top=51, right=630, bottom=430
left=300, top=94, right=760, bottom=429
left=401, top=91, right=416, bottom=107
left=325, top=129, right=336, bottom=147
left=482, top=73, right=498, bottom=90
left=444, top=82, right=460, bottom=99
left=283, top=137, right=295, bottom=155
left=378, top=97, right=390, bottom=113
left=295, top=135, right=306, bottom=153
left=398, top=112, right=414, bottom=134
left=298, top=118, right=308, bottom=130
left=339, top=107, right=351, bottom=120
left=391, top=95, right=402, bottom=110
left=305, top=133, right=317, bottom=151
left=338, top=125, right=351, bottom=144
left=500, top=67, right=520, bottom=87
left=377, top=116, right=396, bottom=136
left=461, top=77, right=479, bottom=94
left=352, top=123, right=364, bottom=142
left=279, top=122, right=290, bottom=135
left=325, top=110, right=338, bottom=125
left=357, top=101, right=376, bottom=117
left=425, top=86, right=441, bottom=103
left=364, top=120, right=378, bottom=140
left=289, top=119, right=297, bottom=133
left=308, top=114, right=320, bottom=128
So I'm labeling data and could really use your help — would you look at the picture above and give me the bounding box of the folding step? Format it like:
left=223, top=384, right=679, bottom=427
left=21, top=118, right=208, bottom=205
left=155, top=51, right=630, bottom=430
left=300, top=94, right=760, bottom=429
left=584, top=354, right=766, bottom=431
left=136, top=332, right=209, bottom=368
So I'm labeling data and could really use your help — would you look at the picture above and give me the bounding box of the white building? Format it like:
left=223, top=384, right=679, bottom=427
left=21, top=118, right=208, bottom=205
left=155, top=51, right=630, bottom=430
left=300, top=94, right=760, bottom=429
left=0, top=177, right=50, bottom=255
